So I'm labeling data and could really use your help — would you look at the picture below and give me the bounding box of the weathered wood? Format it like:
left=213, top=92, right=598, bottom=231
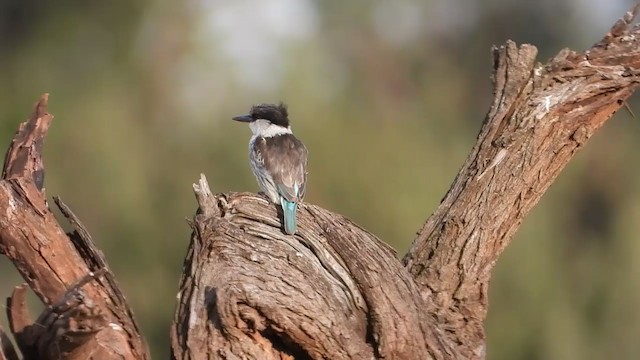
left=0, top=95, right=150, bottom=360
left=6, top=285, right=37, bottom=359
left=172, top=177, right=457, bottom=359
left=1, top=4, right=639, bottom=360
left=171, top=4, right=640, bottom=360
left=403, top=4, right=640, bottom=357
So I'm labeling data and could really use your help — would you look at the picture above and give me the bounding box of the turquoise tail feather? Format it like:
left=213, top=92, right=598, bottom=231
left=281, top=198, right=297, bottom=235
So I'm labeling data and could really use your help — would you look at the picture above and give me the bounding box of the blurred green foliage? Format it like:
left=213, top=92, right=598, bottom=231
left=0, top=0, right=639, bottom=358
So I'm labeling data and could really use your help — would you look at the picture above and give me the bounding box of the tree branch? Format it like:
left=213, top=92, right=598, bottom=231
left=403, top=3, right=640, bottom=356
left=172, top=185, right=453, bottom=359
left=0, top=95, right=150, bottom=360
left=1, top=4, right=638, bottom=360
left=172, top=4, right=640, bottom=360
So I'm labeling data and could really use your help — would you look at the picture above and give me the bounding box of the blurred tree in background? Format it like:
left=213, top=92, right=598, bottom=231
left=1, top=0, right=639, bottom=358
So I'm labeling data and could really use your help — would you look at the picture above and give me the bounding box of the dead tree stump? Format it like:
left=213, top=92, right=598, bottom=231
left=0, top=95, right=150, bottom=360
left=170, top=6, right=640, bottom=360
left=2, top=4, right=640, bottom=360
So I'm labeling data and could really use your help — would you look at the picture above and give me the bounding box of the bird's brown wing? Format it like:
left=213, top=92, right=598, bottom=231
left=256, top=134, right=308, bottom=203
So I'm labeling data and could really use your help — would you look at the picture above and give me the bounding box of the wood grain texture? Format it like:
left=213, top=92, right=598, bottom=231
left=0, top=95, right=150, bottom=360
left=403, top=5, right=640, bottom=357
left=1, top=4, right=639, bottom=360
left=173, top=5, right=640, bottom=360
left=172, top=182, right=456, bottom=360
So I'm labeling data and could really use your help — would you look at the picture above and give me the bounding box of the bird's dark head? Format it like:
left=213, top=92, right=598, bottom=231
left=232, top=103, right=290, bottom=128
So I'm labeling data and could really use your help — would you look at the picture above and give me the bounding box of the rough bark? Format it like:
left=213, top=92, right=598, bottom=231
left=171, top=178, right=457, bottom=359
left=171, top=5, right=640, bottom=360
left=403, top=7, right=640, bottom=356
left=0, top=4, right=639, bottom=360
left=0, top=95, right=150, bottom=359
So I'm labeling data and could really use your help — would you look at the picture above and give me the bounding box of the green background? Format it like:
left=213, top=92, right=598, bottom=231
left=1, top=1, right=639, bottom=358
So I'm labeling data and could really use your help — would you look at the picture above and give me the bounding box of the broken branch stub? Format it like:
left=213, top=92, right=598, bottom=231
left=173, top=4, right=640, bottom=360
left=171, top=179, right=457, bottom=359
left=403, top=3, right=640, bottom=358
left=0, top=95, right=150, bottom=360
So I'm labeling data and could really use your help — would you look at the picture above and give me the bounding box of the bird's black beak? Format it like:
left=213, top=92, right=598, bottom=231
left=232, top=114, right=253, bottom=122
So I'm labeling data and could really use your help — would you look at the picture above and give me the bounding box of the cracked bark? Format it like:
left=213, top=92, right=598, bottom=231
left=171, top=5, right=640, bottom=360
left=0, top=95, right=150, bottom=359
left=403, top=7, right=640, bottom=356
left=0, top=4, right=639, bottom=360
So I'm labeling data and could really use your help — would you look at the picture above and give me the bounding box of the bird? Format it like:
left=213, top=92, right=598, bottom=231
left=232, top=103, right=308, bottom=235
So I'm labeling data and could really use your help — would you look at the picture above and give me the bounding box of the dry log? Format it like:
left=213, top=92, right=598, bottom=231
left=1, top=4, right=639, bottom=360
left=0, top=95, right=150, bottom=360
left=171, top=4, right=640, bottom=360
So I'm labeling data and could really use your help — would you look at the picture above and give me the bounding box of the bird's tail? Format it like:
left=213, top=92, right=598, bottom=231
left=280, top=198, right=297, bottom=235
